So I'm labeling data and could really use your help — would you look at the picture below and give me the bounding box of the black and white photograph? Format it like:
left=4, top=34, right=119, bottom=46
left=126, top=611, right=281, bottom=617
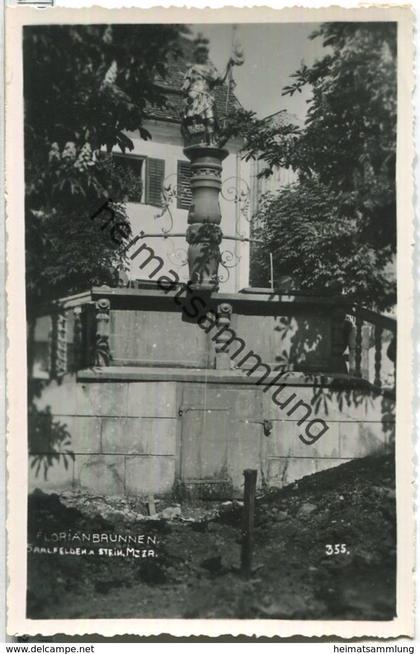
left=5, top=4, right=414, bottom=638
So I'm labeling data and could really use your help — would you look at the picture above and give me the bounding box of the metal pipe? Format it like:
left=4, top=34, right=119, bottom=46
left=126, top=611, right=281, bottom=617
left=241, top=468, right=258, bottom=576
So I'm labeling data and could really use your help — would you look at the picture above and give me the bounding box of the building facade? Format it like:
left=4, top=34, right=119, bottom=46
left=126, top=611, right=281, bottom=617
left=114, top=120, right=252, bottom=294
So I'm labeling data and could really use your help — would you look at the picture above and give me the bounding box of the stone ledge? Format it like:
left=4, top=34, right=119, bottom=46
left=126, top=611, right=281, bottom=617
left=77, top=366, right=391, bottom=390
left=91, top=286, right=347, bottom=306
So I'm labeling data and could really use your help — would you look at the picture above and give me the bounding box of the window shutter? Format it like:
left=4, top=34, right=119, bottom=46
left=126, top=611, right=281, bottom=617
left=177, top=160, right=192, bottom=210
left=145, top=158, right=165, bottom=207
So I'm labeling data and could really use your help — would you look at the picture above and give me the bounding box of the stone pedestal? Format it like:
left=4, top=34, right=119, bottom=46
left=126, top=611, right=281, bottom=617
left=184, top=145, right=228, bottom=291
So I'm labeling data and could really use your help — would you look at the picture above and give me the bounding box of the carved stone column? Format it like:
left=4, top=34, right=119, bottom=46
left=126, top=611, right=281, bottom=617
left=214, top=302, right=233, bottom=369
left=50, top=312, right=68, bottom=378
left=73, top=306, right=83, bottom=371
left=184, top=145, right=228, bottom=292
left=95, top=298, right=111, bottom=366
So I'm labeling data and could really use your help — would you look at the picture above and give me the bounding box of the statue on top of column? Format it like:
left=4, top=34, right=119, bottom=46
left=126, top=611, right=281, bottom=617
left=181, top=34, right=244, bottom=146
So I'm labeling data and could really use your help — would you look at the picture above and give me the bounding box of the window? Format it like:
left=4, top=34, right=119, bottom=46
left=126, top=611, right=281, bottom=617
left=145, top=158, right=165, bottom=207
left=112, top=154, right=144, bottom=203
left=109, top=154, right=165, bottom=207
left=177, top=160, right=192, bottom=210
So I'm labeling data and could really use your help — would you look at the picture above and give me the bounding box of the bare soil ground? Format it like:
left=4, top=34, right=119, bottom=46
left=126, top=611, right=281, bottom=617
left=27, top=452, right=396, bottom=620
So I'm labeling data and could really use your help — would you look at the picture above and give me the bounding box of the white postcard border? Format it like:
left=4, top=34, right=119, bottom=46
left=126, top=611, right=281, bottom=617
left=5, top=3, right=415, bottom=638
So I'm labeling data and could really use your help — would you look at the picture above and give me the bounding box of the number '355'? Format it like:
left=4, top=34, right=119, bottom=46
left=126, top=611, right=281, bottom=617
left=325, top=544, right=350, bottom=555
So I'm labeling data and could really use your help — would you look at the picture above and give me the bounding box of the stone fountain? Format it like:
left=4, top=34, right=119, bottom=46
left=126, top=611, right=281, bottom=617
left=26, top=35, right=391, bottom=502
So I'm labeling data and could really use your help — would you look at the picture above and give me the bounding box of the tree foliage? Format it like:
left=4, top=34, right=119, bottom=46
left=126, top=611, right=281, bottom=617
left=24, top=24, right=184, bottom=310
left=240, top=23, right=397, bottom=309
left=251, top=181, right=396, bottom=306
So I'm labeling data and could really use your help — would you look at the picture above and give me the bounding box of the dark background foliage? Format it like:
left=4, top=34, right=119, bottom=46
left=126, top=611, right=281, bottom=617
left=24, top=24, right=186, bottom=312
left=224, top=23, right=397, bottom=309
